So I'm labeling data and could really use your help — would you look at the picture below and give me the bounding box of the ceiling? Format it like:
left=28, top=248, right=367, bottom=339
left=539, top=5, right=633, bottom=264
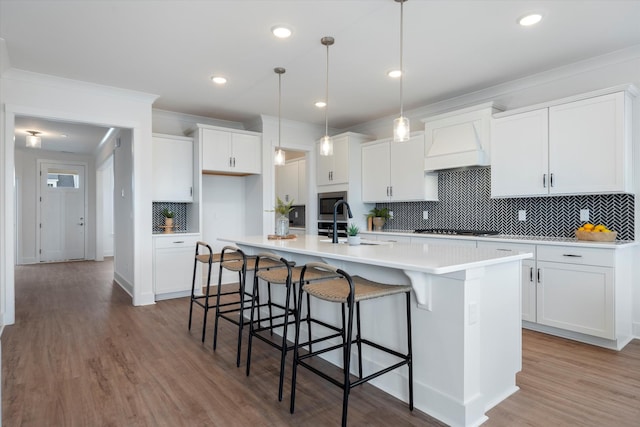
left=14, top=116, right=112, bottom=154
left=3, top=0, right=640, bottom=152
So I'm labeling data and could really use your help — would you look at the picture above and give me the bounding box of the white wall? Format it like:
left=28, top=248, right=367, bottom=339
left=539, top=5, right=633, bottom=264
left=112, top=130, right=135, bottom=294
left=1, top=69, right=157, bottom=325
left=14, top=148, right=96, bottom=264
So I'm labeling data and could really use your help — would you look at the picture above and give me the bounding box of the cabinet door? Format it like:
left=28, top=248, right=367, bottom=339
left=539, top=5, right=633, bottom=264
left=330, top=136, right=350, bottom=184
left=231, top=133, right=261, bottom=174
left=390, top=134, right=428, bottom=201
left=549, top=92, right=625, bottom=194
left=297, top=159, right=307, bottom=205
left=362, top=142, right=391, bottom=202
left=537, top=261, right=614, bottom=339
left=316, top=142, right=334, bottom=186
left=491, top=109, right=549, bottom=197
left=521, top=259, right=537, bottom=322
left=202, top=129, right=232, bottom=172
left=152, top=136, right=193, bottom=202
left=153, top=236, right=200, bottom=296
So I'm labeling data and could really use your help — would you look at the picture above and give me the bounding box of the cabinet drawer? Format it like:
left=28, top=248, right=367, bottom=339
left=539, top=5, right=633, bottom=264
left=154, top=235, right=200, bottom=250
left=537, top=245, right=614, bottom=267
left=477, top=241, right=536, bottom=255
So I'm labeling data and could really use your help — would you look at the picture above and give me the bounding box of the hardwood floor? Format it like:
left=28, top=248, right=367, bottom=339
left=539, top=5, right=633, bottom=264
left=3, top=260, right=639, bottom=426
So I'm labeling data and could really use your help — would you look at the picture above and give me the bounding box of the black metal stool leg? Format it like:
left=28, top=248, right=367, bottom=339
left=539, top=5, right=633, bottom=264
left=356, top=301, right=363, bottom=380
left=236, top=269, right=245, bottom=367
left=406, top=291, right=414, bottom=410
left=246, top=272, right=260, bottom=376
left=341, top=296, right=355, bottom=427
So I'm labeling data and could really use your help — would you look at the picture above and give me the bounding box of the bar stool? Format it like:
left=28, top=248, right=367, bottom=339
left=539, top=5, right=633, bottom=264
left=290, top=262, right=414, bottom=427
left=245, top=252, right=299, bottom=401
left=213, top=246, right=281, bottom=367
left=188, top=241, right=242, bottom=342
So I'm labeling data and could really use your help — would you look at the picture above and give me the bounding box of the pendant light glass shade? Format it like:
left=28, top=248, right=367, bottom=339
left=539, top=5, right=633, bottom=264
left=274, top=67, right=286, bottom=166
left=393, top=0, right=410, bottom=142
left=274, top=148, right=285, bottom=166
left=319, top=36, right=334, bottom=156
left=26, top=130, right=42, bottom=148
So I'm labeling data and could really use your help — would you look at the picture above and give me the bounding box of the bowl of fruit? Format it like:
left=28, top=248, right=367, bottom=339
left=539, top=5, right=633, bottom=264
left=575, top=223, right=617, bottom=242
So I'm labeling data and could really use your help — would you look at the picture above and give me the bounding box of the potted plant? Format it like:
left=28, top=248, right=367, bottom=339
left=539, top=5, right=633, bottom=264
left=347, top=223, right=361, bottom=246
left=367, top=207, right=391, bottom=231
left=161, top=208, right=175, bottom=229
left=274, top=197, right=294, bottom=236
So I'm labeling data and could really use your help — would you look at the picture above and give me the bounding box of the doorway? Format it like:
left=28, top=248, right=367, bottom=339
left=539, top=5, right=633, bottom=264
left=38, top=161, right=87, bottom=262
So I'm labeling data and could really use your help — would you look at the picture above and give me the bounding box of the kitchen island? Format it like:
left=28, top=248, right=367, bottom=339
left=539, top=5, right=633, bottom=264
left=219, top=235, right=532, bottom=427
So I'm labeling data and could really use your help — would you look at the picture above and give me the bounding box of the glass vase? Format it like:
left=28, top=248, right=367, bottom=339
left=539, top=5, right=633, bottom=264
left=275, top=214, right=290, bottom=237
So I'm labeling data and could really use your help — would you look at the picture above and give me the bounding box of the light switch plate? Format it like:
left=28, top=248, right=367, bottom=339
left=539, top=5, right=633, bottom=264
left=580, top=209, right=590, bottom=222
left=518, top=210, right=526, bottom=221
left=423, top=211, right=429, bottom=220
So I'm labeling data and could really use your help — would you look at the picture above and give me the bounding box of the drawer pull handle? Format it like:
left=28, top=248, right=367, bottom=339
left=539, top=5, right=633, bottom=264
left=496, top=248, right=512, bottom=252
left=562, top=254, right=582, bottom=258
left=173, top=241, right=185, bottom=244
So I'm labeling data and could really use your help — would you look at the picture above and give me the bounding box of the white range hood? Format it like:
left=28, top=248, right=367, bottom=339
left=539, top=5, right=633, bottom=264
left=422, top=103, right=502, bottom=171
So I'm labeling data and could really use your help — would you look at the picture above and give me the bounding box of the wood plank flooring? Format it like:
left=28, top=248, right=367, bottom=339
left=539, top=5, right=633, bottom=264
left=3, top=260, right=640, bottom=426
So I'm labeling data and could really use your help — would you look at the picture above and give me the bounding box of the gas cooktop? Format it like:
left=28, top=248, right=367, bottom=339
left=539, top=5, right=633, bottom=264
left=413, top=229, right=501, bottom=237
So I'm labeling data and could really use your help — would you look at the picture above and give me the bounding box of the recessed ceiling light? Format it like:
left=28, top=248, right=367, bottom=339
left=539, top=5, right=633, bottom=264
left=518, top=13, right=542, bottom=26
left=315, top=101, right=327, bottom=108
left=271, top=25, right=292, bottom=39
left=211, top=76, right=227, bottom=85
left=60, top=134, right=68, bottom=138
left=387, top=69, right=402, bottom=78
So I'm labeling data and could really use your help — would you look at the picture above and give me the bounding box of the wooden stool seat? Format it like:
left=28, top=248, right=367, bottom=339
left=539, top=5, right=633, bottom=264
left=303, top=275, right=412, bottom=303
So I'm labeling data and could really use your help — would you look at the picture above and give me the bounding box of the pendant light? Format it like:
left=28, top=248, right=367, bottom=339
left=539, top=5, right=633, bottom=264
left=319, top=36, right=335, bottom=156
left=274, top=67, right=286, bottom=166
left=393, top=0, right=410, bottom=142
left=26, top=130, right=42, bottom=148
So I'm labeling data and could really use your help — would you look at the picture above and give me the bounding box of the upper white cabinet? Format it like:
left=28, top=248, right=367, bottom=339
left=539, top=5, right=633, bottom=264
left=276, top=158, right=306, bottom=204
left=152, top=133, right=194, bottom=202
left=361, top=133, right=438, bottom=202
left=491, top=89, right=634, bottom=197
left=200, top=126, right=261, bottom=175
left=317, top=134, right=350, bottom=186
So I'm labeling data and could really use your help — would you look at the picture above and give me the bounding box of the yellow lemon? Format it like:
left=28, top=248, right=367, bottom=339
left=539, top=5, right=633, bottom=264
left=594, top=224, right=607, bottom=232
left=583, top=223, right=595, bottom=230
left=577, top=227, right=585, bottom=231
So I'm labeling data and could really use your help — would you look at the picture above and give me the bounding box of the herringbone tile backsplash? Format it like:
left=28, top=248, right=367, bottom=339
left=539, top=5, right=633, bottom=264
left=380, top=168, right=635, bottom=240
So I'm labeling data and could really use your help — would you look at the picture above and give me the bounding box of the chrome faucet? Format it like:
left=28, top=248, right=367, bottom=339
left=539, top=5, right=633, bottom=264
left=332, top=200, right=353, bottom=244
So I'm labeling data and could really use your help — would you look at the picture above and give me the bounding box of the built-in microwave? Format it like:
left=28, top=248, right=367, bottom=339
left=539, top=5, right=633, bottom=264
left=317, top=191, right=348, bottom=222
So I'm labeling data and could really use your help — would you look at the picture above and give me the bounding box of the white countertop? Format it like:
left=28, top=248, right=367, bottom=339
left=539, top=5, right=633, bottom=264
left=219, top=235, right=532, bottom=275
left=361, top=230, right=637, bottom=248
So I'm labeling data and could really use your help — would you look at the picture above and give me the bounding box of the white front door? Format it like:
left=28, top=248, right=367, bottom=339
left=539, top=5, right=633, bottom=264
left=40, top=163, right=86, bottom=262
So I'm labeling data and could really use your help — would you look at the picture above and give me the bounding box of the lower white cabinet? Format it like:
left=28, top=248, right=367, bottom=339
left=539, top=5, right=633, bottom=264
left=153, top=234, right=201, bottom=299
left=536, top=246, right=614, bottom=339
left=478, top=240, right=633, bottom=349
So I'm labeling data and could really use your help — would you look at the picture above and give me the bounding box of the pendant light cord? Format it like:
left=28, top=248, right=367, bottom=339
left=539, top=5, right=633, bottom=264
left=278, top=71, right=282, bottom=149
left=399, top=0, right=404, bottom=118
left=325, top=41, right=330, bottom=137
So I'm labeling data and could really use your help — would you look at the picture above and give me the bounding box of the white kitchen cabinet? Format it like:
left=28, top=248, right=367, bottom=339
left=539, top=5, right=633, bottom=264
left=411, top=235, right=477, bottom=247
left=491, top=109, right=549, bottom=197
left=477, top=241, right=537, bottom=322
left=153, top=234, right=201, bottom=299
left=362, top=133, right=438, bottom=202
left=492, top=90, right=634, bottom=197
left=201, top=127, right=261, bottom=175
left=276, top=158, right=306, bottom=205
left=536, top=245, right=614, bottom=339
left=152, top=134, right=194, bottom=202
left=317, top=134, right=350, bottom=186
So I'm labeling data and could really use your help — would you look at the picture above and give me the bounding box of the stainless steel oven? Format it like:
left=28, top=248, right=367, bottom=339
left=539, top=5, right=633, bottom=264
left=317, top=191, right=348, bottom=222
